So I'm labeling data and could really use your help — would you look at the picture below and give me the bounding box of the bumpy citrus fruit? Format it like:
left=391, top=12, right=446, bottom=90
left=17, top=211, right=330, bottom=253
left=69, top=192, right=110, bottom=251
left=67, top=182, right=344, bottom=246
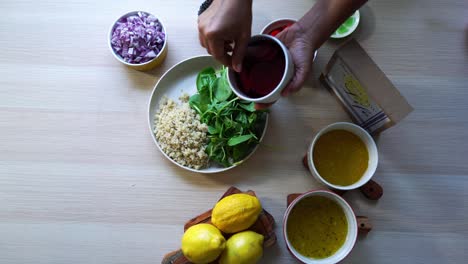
left=181, top=223, right=226, bottom=264
left=211, top=193, right=262, bottom=233
left=219, top=231, right=264, bottom=264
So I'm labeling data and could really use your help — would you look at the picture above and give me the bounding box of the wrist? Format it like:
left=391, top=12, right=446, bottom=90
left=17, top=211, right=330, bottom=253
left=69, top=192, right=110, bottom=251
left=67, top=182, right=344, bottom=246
left=226, top=0, right=253, bottom=8
left=296, top=14, right=322, bottom=52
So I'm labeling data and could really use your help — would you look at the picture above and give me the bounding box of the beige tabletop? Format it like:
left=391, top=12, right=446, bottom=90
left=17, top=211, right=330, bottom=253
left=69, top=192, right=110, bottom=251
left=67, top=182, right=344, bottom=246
left=1, top=0, right=467, bottom=263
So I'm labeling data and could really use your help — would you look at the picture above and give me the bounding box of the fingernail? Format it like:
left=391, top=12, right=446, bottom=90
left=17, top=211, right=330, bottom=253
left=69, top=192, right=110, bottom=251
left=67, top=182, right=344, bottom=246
left=235, top=64, right=242, bottom=72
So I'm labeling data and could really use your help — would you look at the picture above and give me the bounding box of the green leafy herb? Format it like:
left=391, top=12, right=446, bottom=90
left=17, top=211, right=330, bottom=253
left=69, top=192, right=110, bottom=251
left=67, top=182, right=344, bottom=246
left=189, top=67, right=267, bottom=167
left=228, top=134, right=254, bottom=146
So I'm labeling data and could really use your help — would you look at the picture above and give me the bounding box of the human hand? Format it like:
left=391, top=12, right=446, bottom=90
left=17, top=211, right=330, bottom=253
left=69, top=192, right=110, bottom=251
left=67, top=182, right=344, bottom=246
left=198, top=0, right=253, bottom=72
left=255, top=23, right=316, bottom=110
left=276, top=23, right=316, bottom=96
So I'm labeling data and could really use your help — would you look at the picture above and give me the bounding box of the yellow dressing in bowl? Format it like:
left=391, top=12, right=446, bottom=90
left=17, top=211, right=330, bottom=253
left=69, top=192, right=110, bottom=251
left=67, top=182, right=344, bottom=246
left=287, top=196, right=348, bottom=259
left=313, top=130, right=368, bottom=186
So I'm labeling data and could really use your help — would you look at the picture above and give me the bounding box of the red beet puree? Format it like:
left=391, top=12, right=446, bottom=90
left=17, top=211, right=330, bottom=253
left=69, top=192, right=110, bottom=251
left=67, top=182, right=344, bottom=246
left=236, top=39, right=285, bottom=98
left=269, top=23, right=293, bottom=36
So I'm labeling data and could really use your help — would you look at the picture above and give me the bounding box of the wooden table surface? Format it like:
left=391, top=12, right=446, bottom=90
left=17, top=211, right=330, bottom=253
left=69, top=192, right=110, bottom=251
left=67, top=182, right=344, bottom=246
left=1, top=0, right=467, bottom=263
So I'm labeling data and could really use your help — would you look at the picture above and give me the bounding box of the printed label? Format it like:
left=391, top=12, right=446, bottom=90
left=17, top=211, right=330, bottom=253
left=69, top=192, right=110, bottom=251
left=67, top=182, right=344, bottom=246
left=326, top=58, right=390, bottom=133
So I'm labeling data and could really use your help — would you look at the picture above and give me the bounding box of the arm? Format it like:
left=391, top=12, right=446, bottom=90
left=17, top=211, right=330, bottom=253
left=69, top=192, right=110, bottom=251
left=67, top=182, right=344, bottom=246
left=197, top=0, right=367, bottom=106
left=298, top=0, right=368, bottom=51
left=264, top=0, right=367, bottom=103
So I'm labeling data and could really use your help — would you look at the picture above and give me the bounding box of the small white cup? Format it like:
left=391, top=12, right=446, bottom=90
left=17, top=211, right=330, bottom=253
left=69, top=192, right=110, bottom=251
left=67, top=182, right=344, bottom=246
left=227, top=34, right=294, bottom=104
left=307, top=122, right=378, bottom=190
left=108, top=11, right=168, bottom=71
left=283, top=190, right=358, bottom=264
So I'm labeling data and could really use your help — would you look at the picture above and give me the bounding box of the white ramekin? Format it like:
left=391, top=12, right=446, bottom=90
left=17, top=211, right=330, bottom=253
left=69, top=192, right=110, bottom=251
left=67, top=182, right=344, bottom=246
left=306, top=122, right=378, bottom=190
left=227, top=34, right=294, bottom=103
left=283, top=190, right=358, bottom=264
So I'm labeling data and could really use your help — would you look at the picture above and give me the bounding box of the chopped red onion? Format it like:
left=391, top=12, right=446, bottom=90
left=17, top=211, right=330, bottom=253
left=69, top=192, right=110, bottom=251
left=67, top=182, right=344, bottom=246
left=111, top=12, right=165, bottom=64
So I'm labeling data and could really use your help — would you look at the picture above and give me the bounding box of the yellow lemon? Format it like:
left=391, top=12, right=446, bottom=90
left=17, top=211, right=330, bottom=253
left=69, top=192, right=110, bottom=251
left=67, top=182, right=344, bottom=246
left=211, top=193, right=262, bottom=233
left=181, top=223, right=226, bottom=264
left=219, top=231, right=264, bottom=264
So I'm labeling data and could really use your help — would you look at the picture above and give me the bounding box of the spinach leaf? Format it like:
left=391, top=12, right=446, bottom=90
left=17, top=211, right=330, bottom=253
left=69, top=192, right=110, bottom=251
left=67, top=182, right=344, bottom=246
left=239, top=102, right=256, bottom=112
left=189, top=87, right=210, bottom=114
left=196, top=67, right=216, bottom=92
left=213, top=68, right=232, bottom=102
left=227, top=134, right=254, bottom=146
left=236, top=112, right=248, bottom=126
left=208, top=125, right=219, bottom=134
left=189, top=66, right=267, bottom=167
left=248, top=112, right=257, bottom=124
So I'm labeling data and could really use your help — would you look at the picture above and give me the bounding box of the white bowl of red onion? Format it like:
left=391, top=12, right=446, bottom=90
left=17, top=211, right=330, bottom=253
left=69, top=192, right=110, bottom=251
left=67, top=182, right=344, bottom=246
left=108, top=11, right=168, bottom=71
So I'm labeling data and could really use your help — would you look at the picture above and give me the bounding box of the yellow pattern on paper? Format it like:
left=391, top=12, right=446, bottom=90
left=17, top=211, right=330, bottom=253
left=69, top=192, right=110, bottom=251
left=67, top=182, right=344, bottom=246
left=344, top=75, right=370, bottom=107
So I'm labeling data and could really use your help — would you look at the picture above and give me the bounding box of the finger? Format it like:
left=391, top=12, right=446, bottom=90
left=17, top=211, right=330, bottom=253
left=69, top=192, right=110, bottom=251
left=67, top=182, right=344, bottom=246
left=206, top=41, right=212, bottom=55
left=281, top=64, right=311, bottom=97
left=198, top=33, right=207, bottom=48
left=208, top=39, right=231, bottom=67
left=255, top=102, right=275, bottom=110
left=274, top=28, right=286, bottom=41
left=274, top=25, right=291, bottom=43
left=197, top=19, right=208, bottom=49
left=231, top=35, right=250, bottom=72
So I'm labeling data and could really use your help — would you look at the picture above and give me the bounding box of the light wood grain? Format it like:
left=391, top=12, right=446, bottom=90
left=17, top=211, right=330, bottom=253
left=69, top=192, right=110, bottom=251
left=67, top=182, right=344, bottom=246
left=1, top=0, right=467, bottom=263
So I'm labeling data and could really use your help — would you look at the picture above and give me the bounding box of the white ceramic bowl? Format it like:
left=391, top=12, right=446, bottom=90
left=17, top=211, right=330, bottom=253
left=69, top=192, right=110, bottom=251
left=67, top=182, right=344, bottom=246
left=306, top=122, right=378, bottom=190
left=227, top=34, right=294, bottom=104
left=148, top=55, right=269, bottom=173
left=283, top=190, right=358, bottom=264
left=108, top=11, right=168, bottom=71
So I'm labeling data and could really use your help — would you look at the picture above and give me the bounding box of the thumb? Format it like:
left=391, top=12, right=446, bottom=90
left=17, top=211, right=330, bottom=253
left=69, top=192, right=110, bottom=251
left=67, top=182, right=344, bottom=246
left=231, top=35, right=249, bottom=72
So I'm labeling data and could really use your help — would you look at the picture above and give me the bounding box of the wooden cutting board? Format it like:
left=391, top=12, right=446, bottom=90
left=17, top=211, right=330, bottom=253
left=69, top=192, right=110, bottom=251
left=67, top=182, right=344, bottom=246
left=161, top=186, right=276, bottom=264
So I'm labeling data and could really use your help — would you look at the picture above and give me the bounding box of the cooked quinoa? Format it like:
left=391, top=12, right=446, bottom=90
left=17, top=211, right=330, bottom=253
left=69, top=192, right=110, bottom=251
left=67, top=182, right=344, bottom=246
left=154, top=94, right=209, bottom=169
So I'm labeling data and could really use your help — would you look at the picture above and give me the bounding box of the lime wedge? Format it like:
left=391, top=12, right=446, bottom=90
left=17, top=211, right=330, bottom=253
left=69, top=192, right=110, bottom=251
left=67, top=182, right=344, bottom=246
left=331, top=10, right=360, bottom=38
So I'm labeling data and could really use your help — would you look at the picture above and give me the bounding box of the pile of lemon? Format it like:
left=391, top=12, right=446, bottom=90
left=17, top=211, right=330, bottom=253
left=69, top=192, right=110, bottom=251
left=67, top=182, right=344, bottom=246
left=181, top=194, right=264, bottom=264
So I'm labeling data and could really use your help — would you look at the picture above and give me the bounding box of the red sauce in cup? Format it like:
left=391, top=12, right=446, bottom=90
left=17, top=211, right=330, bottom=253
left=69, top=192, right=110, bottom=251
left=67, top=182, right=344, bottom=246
left=268, top=23, right=293, bottom=36
left=236, top=39, right=285, bottom=98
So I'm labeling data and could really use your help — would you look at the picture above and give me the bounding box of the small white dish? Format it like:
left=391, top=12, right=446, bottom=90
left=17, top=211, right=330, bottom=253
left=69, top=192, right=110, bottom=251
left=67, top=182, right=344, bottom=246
left=148, top=55, right=269, bottom=173
left=283, top=190, right=358, bottom=264
left=227, top=34, right=294, bottom=104
left=306, top=122, right=378, bottom=190
left=108, top=11, right=168, bottom=71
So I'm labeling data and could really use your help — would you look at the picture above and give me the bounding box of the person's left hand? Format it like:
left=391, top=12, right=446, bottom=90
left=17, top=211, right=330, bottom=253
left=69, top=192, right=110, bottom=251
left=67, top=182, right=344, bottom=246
left=198, top=0, right=252, bottom=72
left=255, top=23, right=316, bottom=110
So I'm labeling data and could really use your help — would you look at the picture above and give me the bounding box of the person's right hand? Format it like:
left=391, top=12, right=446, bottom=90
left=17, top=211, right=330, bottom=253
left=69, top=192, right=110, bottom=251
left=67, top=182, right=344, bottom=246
left=255, top=22, right=317, bottom=110
left=198, top=0, right=253, bottom=72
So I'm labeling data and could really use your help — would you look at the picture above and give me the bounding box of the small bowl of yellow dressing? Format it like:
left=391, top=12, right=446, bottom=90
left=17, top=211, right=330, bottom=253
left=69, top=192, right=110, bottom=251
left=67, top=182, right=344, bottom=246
left=306, top=122, right=378, bottom=190
left=283, top=190, right=358, bottom=263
